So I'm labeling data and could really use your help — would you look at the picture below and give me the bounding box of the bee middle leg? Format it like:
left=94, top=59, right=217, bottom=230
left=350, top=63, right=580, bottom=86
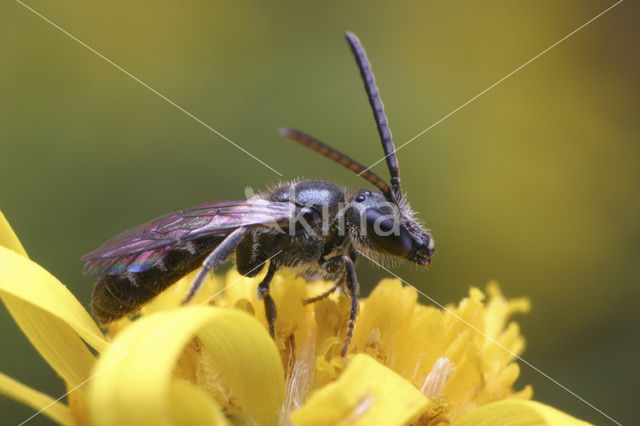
left=257, top=261, right=278, bottom=337
left=235, top=236, right=278, bottom=337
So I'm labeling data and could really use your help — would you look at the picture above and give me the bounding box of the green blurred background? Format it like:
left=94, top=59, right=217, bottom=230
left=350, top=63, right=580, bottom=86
left=1, top=0, right=637, bottom=424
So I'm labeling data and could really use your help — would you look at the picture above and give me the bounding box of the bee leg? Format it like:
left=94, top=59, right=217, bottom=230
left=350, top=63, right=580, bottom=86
left=341, top=255, right=359, bottom=357
left=257, top=261, right=278, bottom=337
left=182, top=228, right=248, bottom=304
left=302, top=253, right=349, bottom=305
left=301, top=277, right=343, bottom=305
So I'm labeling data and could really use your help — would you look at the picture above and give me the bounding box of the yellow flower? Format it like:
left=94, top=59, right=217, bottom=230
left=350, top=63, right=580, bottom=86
left=0, top=209, right=591, bottom=425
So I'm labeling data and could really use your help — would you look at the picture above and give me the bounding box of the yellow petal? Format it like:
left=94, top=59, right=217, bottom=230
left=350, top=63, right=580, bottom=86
left=451, top=399, right=592, bottom=426
left=290, top=353, right=430, bottom=426
left=168, top=381, right=229, bottom=426
left=0, top=372, right=74, bottom=426
left=0, top=246, right=107, bottom=390
left=0, top=210, right=27, bottom=256
left=89, top=306, right=284, bottom=426
left=352, top=279, right=419, bottom=369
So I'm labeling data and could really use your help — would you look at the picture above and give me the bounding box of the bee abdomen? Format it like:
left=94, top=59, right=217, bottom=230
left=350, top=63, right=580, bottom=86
left=91, top=274, right=156, bottom=325
left=91, top=235, right=224, bottom=326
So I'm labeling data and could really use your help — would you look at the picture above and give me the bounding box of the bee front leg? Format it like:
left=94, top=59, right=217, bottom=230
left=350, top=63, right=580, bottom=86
left=302, top=254, right=347, bottom=305
left=301, top=278, right=342, bottom=305
left=341, top=255, right=359, bottom=357
left=312, top=254, right=359, bottom=355
left=257, top=261, right=278, bottom=337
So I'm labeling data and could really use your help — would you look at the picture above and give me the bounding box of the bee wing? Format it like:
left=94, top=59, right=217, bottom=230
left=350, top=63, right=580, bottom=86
left=82, top=199, right=296, bottom=277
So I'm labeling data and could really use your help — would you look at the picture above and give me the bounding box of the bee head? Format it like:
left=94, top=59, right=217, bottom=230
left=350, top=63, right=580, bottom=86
left=346, top=189, right=434, bottom=266
left=280, top=33, right=435, bottom=268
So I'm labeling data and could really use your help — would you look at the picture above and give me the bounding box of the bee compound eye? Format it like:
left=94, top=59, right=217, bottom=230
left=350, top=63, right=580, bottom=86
left=356, top=195, right=366, bottom=202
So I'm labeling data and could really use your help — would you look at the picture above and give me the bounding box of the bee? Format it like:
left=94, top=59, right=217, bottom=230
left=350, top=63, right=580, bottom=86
left=82, top=32, right=434, bottom=355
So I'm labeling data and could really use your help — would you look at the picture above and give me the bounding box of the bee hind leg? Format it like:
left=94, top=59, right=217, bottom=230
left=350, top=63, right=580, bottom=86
left=182, top=227, right=248, bottom=304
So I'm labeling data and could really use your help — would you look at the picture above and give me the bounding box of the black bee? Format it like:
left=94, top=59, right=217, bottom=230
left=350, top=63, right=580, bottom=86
left=82, top=32, right=434, bottom=355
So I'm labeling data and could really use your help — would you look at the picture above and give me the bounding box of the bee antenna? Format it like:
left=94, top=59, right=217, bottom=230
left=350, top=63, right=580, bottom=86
left=345, top=32, right=401, bottom=199
left=279, top=128, right=393, bottom=198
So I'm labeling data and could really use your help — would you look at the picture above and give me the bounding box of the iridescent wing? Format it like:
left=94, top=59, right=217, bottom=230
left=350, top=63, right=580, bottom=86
left=82, top=198, right=295, bottom=277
